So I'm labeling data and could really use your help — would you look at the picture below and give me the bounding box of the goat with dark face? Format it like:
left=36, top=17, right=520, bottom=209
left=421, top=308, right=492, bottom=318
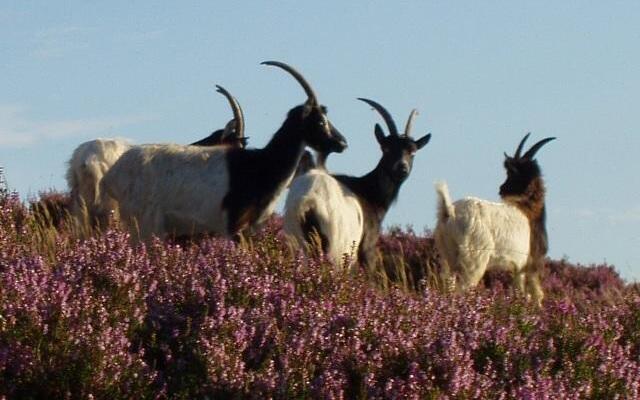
left=101, top=61, right=348, bottom=241
left=190, top=86, right=248, bottom=149
left=434, top=133, right=555, bottom=306
left=500, top=134, right=555, bottom=206
left=500, top=134, right=556, bottom=272
left=284, top=98, right=431, bottom=268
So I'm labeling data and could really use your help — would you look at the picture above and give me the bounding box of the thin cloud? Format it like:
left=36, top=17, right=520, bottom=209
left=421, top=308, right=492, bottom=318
left=557, top=205, right=640, bottom=224
left=30, top=25, right=89, bottom=60
left=34, top=26, right=84, bottom=39
left=571, top=207, right=597, bottom=219
left=120, top=29, right=166, bottom=44
left=0, top=104, right=154, bottom=146
left=608, top=205, right=640, bottom=223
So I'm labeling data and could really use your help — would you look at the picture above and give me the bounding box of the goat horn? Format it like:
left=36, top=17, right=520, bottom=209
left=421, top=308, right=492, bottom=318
left=357, top=98, right=399, bottom=136
left=514, top=132, right=531, bottom=159
left=522, top=137, right=556, bottom=160
left=215, top=85, right=245, bottom=140
left=261, top=61, right=318, bottom=106
left=404, top=109, right=419, bottom=136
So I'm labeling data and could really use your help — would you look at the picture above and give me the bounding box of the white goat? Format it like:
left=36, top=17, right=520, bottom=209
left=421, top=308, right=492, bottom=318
left=66, top=86, right=246, bottom=228
left=433, top=134, right=555, bottom=305
left=66, top=138, right=132, bottom=227
left=101, top=61, right=347, bottom=241
left=284, top=167, right=364, bottom=265
left=284, top=99, right=431, bottom=268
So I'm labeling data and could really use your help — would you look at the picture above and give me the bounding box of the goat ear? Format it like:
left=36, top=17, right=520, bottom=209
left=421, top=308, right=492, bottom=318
left=415, top=133, right=431, bottom=150
left=374, top=123, right=386, bottom=145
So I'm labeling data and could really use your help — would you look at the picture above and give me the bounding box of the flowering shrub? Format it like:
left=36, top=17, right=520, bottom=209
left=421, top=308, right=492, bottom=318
left=29, top=190, right=72, bottom=230
left=376, top=226, right=442, bottom=292
left=0, top=179, right=639, bottom=398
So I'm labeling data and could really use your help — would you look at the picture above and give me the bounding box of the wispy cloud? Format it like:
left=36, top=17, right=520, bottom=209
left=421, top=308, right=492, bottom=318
left=29, top=25, right=166, bottom=59
left=608, top=206, right=640, bottom=223
left=0, top=105, right=154, bottom=146
left=30, top=25, right=89, bottom=60
left=120, top=29, right=166, bottom=45
left=557, top=205, right=640, bottom=224
left=571, top=207, right=597, bottom=219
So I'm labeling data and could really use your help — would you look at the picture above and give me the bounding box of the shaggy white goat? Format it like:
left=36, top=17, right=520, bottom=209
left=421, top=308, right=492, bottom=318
left=101, top=61, right=347, bottom=241
left=284, top=167, right=364, bottom=265
left=433, top=134, right=555, bottom=305
left=284, top=99, right=430, bottom=268
left=66, top=138, right=132, bottom=227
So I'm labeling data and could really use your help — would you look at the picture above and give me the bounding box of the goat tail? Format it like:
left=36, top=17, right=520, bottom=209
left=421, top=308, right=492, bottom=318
left=435, top=181, right=455, bottom=222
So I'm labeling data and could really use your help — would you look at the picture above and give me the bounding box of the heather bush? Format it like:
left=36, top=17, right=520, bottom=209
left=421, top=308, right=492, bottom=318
left=29, top=190, right=72, bottom=230
left=1, top=173, right=639, bottom=398
left=377, top=226, right=442, bottom=292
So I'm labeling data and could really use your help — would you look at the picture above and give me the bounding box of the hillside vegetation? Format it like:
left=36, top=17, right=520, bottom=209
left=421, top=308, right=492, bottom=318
left=1, top=182, right=639, bottom=399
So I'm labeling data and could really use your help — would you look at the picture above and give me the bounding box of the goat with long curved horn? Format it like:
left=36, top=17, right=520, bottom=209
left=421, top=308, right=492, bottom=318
left=215, top=85, right=245, bottom=142
left=513, top=132, right=531, bottom=159
left=435, top=133, right=556, bottom=307
left=261, top=61, right=319, bottom=106
left=284, top=99, right=431, bottom=269
left=190, top=85, right=248, bottom=148
left=522, top=137, right=556, bottom=160
left=101, top=60, right=347, bottom=241
left=357, top=98, right=399, bottom=136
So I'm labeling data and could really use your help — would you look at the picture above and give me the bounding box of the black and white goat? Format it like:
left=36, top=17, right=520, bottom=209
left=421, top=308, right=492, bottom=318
left=434, top=133, right=555, bottom=305
left=66, top=86, right=247, bottom=228
left=101, top=61, right=347, bottom=241
left=284, top=99, right=431, bottom=267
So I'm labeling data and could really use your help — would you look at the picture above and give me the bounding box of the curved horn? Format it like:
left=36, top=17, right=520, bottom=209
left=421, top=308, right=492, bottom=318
left=522, top=137, right=556, bottom=160
left=215, top=85, right=244, bottom=140
left=357, top=98, right=399, bottom=136
left=514, top=132, right=531, bottom=159
left=261, top=61, right=318, bottom=106
left=404, top=109, right=419, bottom=136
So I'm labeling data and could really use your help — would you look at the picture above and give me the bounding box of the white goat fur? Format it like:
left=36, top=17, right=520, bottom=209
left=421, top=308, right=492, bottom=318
left=434, top=181, right=532, bottom=290
left=66, top=138, right=132, bottom=223
left=284, top=169, right=363, bottom=267
left=101, top=144, right=236, bottom=240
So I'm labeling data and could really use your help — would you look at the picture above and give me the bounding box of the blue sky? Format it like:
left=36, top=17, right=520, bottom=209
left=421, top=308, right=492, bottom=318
left=1, top=2, right=638, bottom=279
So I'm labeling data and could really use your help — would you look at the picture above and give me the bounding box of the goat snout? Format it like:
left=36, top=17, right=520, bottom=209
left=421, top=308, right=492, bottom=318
left=333, top=137, right=348, bottom=153
left=395, top=162, right=410, bottom=180
left=330, top=127, right=348, bottom=153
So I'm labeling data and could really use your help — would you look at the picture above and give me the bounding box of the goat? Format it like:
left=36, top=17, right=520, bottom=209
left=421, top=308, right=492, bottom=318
left=66, top=86, right=247, bottom=228
left=101, top=61, right=347, bottom=241
left=66, top=137, right=132, bottom=227
left=433, top=133, right=555, bottom=305
left=284, top=98, right=431, bottom=268
left=190, top=85, right=248, bottom=149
